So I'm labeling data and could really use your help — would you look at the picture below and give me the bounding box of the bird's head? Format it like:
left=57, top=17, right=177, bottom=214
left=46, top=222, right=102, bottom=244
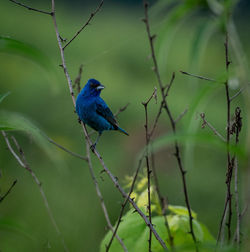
left=81, top=79, right=105, bottom=97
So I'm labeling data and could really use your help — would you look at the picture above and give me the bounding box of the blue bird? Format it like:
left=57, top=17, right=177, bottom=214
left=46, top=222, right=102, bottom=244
left=76, top=79, right=129, bottom=150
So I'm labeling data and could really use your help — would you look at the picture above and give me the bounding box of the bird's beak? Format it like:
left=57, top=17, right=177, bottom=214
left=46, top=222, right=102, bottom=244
left=96, top=84, right=105, bottom=91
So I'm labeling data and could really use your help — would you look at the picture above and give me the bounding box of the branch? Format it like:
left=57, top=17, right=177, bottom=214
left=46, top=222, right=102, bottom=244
left=0, top=179, right=17, bottom=203
left=1, top=131, right=69, bottom=252
left=180, top=70, right=217, bottom=82
left=73, top=64, right=83, bottom=94
left=200, top=113, right=226, bottom=142
left=174, top=108, right=188, bottom=124
left=114, top=103, right=130, bottom=118
left=63, top=0, right=104, bottom=50
left=9, top=0, right=52, bottom=15
left=106, top=154, right=145, bottom=251
left=47, top=136, right=88, bottom=161
left=150, top=146, right=174, bottom=248
left=85, top=141, right=127, bottom=252
left=143, top=1, right=198, bottom=250
left=142, top=89, right=157, bottom=252
left=50, top=1, right=168, bottom=249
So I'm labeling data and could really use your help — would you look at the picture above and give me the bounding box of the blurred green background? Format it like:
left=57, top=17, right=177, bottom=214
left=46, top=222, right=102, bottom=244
left=1, top=0, right=249, bottom=251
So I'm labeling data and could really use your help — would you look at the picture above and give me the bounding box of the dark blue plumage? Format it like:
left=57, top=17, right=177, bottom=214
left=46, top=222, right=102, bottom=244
left=76, top=79, right=128, bottom=149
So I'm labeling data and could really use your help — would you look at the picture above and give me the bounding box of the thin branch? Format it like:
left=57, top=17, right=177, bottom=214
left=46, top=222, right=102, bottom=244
left=234, top=157, right=240, bottom=247
left=63, top=0, right=104, bottom=50
left=114, top=103, right=130, bottom=118
left=174, top=108, right=188, bottom=124
left=225, top=31, right=233, bottom=242
left=0, top=180, right=17, bottom=203
left=73, top=64, right=83, bottom=94
left=50, top=1, right=168, bottom=249
left=85, top=141, right=127, bottom=252
left=9, top=0, right=52, bottom=15
left=2, top=131, right=69, bottom=252
left=47, top=137, right=88, bottom=161
left=143, top=1, right=197, bottom=250
left=232, top=107, right=242, bottom=247
left=200, top=113, right=226, bottom=142
left=150, top=145, right=174, bottom=248
left=142, top=90, right=157, bottom=252
left=149, top=101, right=164, bottom=138
left=165, top=72, right=175, bottom=97
left=180, top=70, right=217, bottom=82
left=106, top=154, right=145, bottom=252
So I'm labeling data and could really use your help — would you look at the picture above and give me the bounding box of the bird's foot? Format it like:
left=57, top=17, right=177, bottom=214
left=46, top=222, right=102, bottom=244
left=78, top=118, right=81, bottom=124
left=90, top=144, right=96, bottom=152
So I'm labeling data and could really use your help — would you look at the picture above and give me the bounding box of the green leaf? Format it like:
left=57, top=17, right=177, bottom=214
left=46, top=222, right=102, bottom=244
left=0, top=218, right=33, bottom=240
left=0, top=92, right=10, bottom=104
left=0, top=110, right=63, bottom=164
left=0, top=36, right=51, bottom=71
left=100, top=207, right=216, bottom=252
left=168, top=205, right=197, bottom=219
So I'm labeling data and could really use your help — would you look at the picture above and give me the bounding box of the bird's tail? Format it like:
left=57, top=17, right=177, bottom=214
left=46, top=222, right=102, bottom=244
left=118, top=127, right=129, bottom=136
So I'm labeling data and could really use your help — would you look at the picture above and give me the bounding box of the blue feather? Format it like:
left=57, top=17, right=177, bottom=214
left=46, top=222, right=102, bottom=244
left=76, top=79, right=129, bottom=148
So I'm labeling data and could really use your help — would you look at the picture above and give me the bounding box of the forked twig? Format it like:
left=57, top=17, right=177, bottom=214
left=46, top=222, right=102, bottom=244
left=200, top=113, right=226, bottom=142
left=105, top=154, right=145, bottom=251
left=142, top=1, right=197, bottom=250
left=9, top=0, right=52, bottom=15
left=63, top=0, right=104, bottom=50
left=85, top=141, right=127, bottom=252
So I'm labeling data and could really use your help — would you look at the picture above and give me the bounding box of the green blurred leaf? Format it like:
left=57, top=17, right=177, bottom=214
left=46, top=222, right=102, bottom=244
left=0, top=218, right=33, bottom=240
left=100, top=207, right=216, bottom=252
left=0, top=36, right=51, bottom=71
left=150, top=131, right=246, bottom=159
left=168, top=205, right=197, bottom=219
left=0, top=92, right=10, bottom=104
left=0, top=110, right=62, bottom=163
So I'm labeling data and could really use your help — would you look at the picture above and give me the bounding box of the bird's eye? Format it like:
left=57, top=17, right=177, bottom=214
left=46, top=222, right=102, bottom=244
left=90, top=83, right=99, bottom=88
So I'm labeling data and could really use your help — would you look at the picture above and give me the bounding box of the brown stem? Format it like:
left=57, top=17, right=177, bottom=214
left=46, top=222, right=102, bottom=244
left=50, top=0, right=168, bottom=249
left=9, top=0, right=52, bottom=15
left=63, top=0, right=104, bottom=50
left=142, top=1, right=197, bottom=250
left=0, top=179, right=17, bottom=203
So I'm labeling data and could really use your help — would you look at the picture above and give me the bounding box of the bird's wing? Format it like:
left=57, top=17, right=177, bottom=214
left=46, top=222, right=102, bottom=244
left=96, top=98, right=119, bottom=129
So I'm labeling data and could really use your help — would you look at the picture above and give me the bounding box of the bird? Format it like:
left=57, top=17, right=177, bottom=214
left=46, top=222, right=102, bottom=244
left=76, top=78, right=129, bottom=150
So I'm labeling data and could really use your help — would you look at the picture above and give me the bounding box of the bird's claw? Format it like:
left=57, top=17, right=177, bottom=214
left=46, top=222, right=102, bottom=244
left=90, top=144, right=96, bottom=152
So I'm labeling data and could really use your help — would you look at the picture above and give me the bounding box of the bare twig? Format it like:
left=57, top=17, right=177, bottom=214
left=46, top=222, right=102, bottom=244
left=150, top=146, right=174, bottom=248
left=2, top=131, right=69, bottom=252
left=85, top=141, right=127, bottom=252
left=143, top=1, right=197, bottom=250
left=63, top=0, right=104, bottom=50
left=115, top=103, right=130, bottom=118
left=50, top=0, right=168, bottom=249
left=73, top=64, right=83, bottom=94
left=200, top=113, right=226, bottom=142
left=142, top=90, right=157, bottom=252
left=229, top=86, right=245, bottom=102
left=165, top=72, right=175, bottom=97
left=232, top=107, right=242, bottom=247
left=106, top=154, right=145, bottom=252
left=174, top=108, right=188, bottom=124
left=180, top=70, right=217, bottom=82
left=9, top=0, right=52, bottom=15
left=47, top=137, right=88, bottom=161
left=0, top=179, right=17, bottom=203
